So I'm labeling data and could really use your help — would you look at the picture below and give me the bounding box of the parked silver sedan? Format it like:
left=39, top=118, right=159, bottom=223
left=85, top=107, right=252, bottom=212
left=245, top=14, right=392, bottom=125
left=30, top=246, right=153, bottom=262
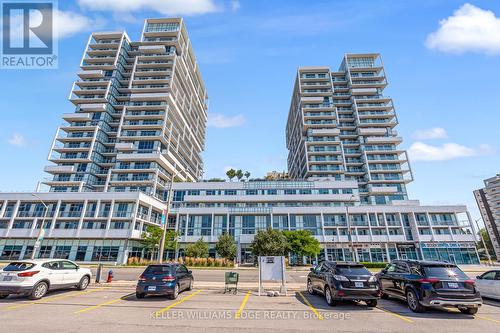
left=475, top=270, right=500, bottom=301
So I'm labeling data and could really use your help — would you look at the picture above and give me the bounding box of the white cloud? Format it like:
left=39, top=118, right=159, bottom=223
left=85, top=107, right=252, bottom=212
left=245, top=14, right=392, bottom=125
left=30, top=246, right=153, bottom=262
left=78, top=0, right=218, bottom=16
left=425, top=3, right=500, bottom=54
left=231, top=0, right=240, bottom=12
left=8, top=133, right=26, bottom=147
left=54, top=10, right=103, bottom=39
left=408, top=142, right=493, bottom=161
left=207, top=113, right=246, bottom=128
left=8, top=9, right=99, bottom=40
left=412, top=127, right=448, bottom=140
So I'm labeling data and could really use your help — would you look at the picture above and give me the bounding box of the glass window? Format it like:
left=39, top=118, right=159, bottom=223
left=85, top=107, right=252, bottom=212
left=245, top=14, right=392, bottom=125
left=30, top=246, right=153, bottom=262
left=61, top=261, right=78, bottom=270
left=423, top=265, right=468, bottom=279
left=144, top=265, right=173, bottom=275
left=481, top=271, right=497, bottom=280
left=336, top=265, right=370, bottom=275
left=3, top=262, right=35, bottom=271
left=176, top=265, right=188, bottom=273
left=43, top=261, right=61, bottom=270
left=395, top=262, right=409, bottom=273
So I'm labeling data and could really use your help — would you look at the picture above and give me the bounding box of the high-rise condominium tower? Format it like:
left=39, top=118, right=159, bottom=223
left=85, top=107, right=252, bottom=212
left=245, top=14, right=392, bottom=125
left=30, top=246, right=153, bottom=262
left=44, top=18, right=208, bottom=199
left=474, top=174, right=500, bottom=260
left=286, top=54, right=413, bottom=205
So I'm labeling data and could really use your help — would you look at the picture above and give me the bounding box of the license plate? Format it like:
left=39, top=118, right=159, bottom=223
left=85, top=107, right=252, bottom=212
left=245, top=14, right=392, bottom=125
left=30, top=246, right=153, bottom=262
left=147, top=286, right=156, bottom=291
left=448, top=282, right=459, bottom=289
left=3, top=276, right=12, bottom=282
left=354, top=282, right=364, bottom=288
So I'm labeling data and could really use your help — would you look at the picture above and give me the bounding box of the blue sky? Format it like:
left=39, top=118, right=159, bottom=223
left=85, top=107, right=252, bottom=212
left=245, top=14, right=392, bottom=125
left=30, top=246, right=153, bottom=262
left=0, top=0, right=499, bottom=223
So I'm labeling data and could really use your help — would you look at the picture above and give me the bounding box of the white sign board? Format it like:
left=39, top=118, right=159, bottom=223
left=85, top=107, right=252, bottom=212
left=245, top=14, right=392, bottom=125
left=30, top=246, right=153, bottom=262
left=258, top=256, right=287, bottom=296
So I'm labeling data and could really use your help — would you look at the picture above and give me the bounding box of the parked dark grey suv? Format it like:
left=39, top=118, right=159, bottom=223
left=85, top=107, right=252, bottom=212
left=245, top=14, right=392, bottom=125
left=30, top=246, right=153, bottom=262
left=307, top=261, right=380, bottom=307
left=136, top=263, right=193, bottom=300
left=376, top=260, right=482, bottom=314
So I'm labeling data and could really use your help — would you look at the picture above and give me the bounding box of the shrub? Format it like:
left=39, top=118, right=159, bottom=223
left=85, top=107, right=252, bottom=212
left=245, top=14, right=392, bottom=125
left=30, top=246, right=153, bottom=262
left=360, top=262, right=388, bottom=269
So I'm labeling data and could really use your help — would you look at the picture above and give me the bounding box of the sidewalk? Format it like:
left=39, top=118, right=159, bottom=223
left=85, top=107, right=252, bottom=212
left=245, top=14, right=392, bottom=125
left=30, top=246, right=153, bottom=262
left=93, top=280, right=304, bottom=291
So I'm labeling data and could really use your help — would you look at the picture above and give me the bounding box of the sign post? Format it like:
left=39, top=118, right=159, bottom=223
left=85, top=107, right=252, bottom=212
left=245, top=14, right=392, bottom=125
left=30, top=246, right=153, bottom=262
left=258, top=256, right=287, bottom=296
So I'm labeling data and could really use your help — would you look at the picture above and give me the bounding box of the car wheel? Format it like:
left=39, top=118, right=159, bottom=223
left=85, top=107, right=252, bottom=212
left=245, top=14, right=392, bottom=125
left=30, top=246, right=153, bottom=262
left=366, top=300, right=378, bottom=307
left=169, top=283, right=179, bottom=300
left=187, top=278, right=193, bottom=291
left=307, top=279, right=315, bottom=295
left=459, top=307, right=478, bottom=315
left=30, top=281, right=48, bottom=300
left=136, top=292, right=145, bottom=299
left=77, top=276, right=90, bottom=290
left=0, top=294, right=9, bottom=299
left=324, top=286, right=336, bottom=306
left=406, top=289, right=424, bottom=313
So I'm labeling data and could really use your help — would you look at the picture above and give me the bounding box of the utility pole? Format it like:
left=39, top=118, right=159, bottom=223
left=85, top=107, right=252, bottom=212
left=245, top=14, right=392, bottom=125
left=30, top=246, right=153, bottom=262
left=31, top=193, right=49, bottom=260
left=158, top=173, right=176, bottom=264
left=474, top=218, right=493, bottom=266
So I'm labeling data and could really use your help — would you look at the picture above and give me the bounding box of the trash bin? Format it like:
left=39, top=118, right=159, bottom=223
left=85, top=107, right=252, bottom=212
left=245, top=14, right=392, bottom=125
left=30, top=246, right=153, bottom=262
left=224, top=272, right=239, bottom=294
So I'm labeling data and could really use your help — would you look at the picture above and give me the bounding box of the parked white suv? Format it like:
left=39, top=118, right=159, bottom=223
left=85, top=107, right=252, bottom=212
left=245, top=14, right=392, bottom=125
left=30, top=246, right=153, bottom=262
left=0, top=259, right=92, bottom=300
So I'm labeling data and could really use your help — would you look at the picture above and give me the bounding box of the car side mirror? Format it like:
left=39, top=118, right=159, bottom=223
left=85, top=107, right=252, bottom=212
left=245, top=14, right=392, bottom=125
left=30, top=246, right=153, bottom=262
left=75, top=265, right=79, bottom=270
left=476, top=276, right=482, bottom=279
left=310, top=267, right=314, bottom=272
left=188, top=270, right=192, bottom=274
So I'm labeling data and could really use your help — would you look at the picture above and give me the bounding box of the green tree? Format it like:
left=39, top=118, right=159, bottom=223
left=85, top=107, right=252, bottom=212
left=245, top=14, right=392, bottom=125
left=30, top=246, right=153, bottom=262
left=250, top=228, right=288, bottom=256
left=283, top=230, right=321, bottom=258
left=244, top=171, right=250, bottom=181
left=236, top=169, right=244, bottom=181
left=164, top=230, right=179, bottom=252
left=141, top=226, right=179, bottom=260
left=185, top=238, right=209, bottom=258
left=477, top=228, right=497, bottom=259
left=141, top=225, right=163, bottom=259
left=215, top=233, right=237, bottom=260
left=207, top=178, right=225, bottom=182
left=226, top=168, right=236, bottom=182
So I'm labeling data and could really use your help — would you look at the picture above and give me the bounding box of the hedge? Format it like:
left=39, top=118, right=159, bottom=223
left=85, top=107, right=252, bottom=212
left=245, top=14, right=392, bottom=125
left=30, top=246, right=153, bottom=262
left=360, top=262, right=388, bottom=269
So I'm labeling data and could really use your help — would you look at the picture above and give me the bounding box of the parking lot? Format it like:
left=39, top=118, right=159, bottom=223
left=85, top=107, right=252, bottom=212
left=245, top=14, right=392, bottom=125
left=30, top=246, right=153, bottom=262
left=1, top=284, right=500, bottom=332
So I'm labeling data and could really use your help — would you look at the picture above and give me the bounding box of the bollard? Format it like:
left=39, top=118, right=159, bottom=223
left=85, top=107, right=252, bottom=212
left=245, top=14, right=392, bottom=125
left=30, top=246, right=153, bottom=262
left=95, top=263, right=103, bottom=283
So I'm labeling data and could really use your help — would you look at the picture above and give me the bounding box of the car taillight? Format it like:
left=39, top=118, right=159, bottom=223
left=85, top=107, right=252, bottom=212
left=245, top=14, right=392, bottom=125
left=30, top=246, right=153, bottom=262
left=417, top=278, right=440, bottom=284
left=162, top=276, right=175, bottom=282
left=464, top=279, right=475, bottom=285
left=17, top=270, right=40, bottom=277
left=138, top=274, right=146, bottom=282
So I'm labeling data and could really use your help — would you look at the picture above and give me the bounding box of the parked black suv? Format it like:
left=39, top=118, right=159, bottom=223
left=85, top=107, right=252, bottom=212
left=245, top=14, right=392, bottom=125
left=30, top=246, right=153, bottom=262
left=136, top=263, right=193, bottom=299
left=377, top=260, right=482, bottom=314
left=307, top=261, right=380, bottom=307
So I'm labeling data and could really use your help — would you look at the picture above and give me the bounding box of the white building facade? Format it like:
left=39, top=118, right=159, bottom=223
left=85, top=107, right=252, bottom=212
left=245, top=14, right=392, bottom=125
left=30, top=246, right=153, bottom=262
left=44, top=18, right=208, bottom=199
left=474, top=174, right=500, bottom=260
left=0, top=181, right=479, bottom=265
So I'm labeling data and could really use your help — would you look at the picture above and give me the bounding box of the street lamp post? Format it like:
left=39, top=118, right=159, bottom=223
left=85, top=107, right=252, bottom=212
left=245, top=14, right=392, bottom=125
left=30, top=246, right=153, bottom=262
left=474, top=218, right=493, bottom=266
left=345, top=194, right=356, bottom=262
left=31, top=193, right=49, bottom=260
left=158, top=172, right=176, bottom=264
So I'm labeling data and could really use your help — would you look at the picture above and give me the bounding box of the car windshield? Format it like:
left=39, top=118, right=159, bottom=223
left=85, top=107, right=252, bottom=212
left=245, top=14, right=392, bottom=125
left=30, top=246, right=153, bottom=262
left=3, top=262, right=35, bottom=271
left=336, top=265, right=370, bottom=275
left=143, top=265, right=172, bottom=275
left=423, top=265, right=469, bottom=279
